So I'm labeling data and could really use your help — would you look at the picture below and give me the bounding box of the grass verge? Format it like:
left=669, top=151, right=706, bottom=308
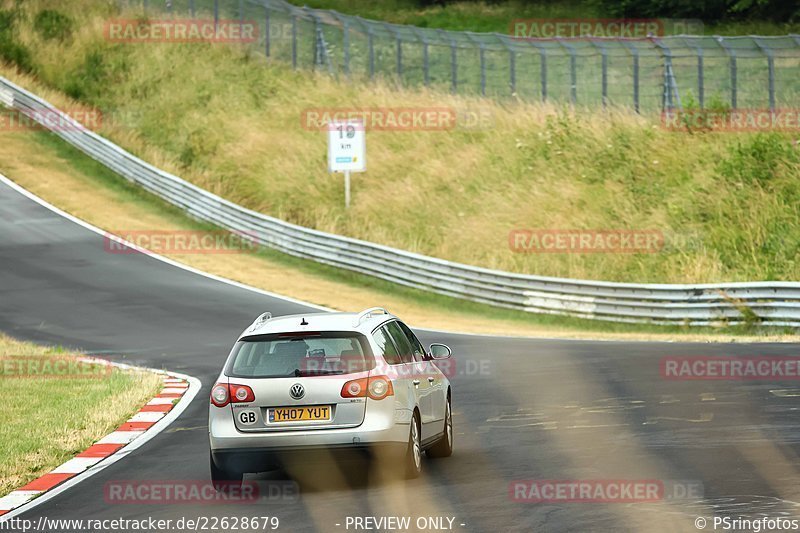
left=0, top=333, right=162, bottom=497
left=0, top=124, right=795, bottom=341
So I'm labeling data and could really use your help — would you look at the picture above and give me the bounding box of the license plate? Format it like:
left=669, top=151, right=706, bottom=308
left=268, top=405, right=331, bottom=423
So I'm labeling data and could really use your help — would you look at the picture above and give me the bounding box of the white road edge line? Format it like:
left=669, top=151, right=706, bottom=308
left=0, top=366, right=200, bottom=522
left=0, top=172, right=646, bottom=343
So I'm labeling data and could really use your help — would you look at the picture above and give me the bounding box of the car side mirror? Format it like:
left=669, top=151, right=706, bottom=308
left=429, top=343, right=452, bottom=360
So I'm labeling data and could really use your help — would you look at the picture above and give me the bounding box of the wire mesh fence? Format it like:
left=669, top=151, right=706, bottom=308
left=123, top=0, right=800, bottom=112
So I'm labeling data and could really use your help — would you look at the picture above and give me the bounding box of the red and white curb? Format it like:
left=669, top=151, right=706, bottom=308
left=0, top=358, right=199, bottom=520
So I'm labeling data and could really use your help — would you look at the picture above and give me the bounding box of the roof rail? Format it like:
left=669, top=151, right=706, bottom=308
left=353, top=307, right=390, bottom=327
left=248, top=311, right=272, bottom=331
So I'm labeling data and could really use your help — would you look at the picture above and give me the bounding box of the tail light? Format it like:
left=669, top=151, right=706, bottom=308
left=341, top=376, right=394, bottom=400
left=210, top=383, right=255, bottom=407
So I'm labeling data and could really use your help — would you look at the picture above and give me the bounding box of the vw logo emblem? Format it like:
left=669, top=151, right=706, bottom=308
left=289, top=383, right=305, bottom=400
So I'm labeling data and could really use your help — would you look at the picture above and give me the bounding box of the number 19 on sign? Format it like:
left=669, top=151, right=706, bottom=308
left=328, top=120, right=366, bottom=208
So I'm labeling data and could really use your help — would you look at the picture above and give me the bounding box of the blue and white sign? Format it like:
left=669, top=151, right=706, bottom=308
left=328, top=120, right=366, bottom=173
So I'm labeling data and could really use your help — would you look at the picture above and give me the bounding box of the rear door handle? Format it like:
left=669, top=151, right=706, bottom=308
left=412, top=379, right=420, bottom=386
left=428, top=377, right=435, bottom=383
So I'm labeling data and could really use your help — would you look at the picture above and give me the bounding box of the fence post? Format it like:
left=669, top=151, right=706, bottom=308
left=189, top=0, right=195, bottom=18
left=556, top=39, right=577, bottom=105
left=450, top=40, right=458, bottom=94
left=143, top=0, right=148, bottom=14
left=753, top=38, right=775, bottom=111
left=730, top=53, right=737, bottom=109
left=540, top=49, right=547, bottom=102
left=767, top=55, right=775, bottom=111
left=509, top=50, right=517, bottom=95
left=718, top=38, right=737, bottom=109
left=343, top=21, right=350, bottom=77
left=214, top=0, right=219, bottom=30
left=291, top=15, right=297, bottom=69
left=239, top=0, right=245, bottom=36
left=368, top=31, right=375, bottom=79
left=653, top=39, right=680, bottom=111
left=480, top=46, right=486, bottom=96
left=588, top=39, right=608, bottom=107
left=264, top=7, right=270, bottom=57
left=396, top=35, right=403, bottom=79
left=411, top=28, right=429, bottom=87
left=697, top=47, right=704, bottom=108
left=312, top=13, right=319, bottom=71
left=622, top=42, right=640, bottom=113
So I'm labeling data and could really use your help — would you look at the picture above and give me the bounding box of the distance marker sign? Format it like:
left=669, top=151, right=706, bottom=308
left=328, top=120, right=366, bottom=173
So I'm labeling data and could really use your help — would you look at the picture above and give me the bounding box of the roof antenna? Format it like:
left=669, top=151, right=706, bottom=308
left=300, top=317, right=308, bottom=326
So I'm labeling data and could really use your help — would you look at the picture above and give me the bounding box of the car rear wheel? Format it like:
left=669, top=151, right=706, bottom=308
left=210, top=452, right=243, bottom=492
left=427, top=396, right=453, bottom=458
left=404, top=412, right=422, bottom=479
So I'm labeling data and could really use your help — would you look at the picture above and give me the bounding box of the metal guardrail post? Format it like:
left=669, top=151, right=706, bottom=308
left=189, top=0, right=195, bottom=18
left=214, top=0, right=219, bottom=30
left=143, top=0, right=148, bottom=14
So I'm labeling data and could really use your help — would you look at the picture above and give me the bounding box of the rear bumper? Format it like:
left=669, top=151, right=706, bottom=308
left=211, top=441, right=407, bottom=473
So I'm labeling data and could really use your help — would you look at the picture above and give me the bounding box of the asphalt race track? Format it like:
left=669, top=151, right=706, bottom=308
left=3, top=178, right=800, bottom=533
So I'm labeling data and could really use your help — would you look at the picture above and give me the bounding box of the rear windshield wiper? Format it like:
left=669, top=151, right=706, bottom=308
left=293, top=368, right=344, bottom=376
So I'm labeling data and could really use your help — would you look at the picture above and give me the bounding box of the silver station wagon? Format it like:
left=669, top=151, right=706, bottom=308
left=208, top=307, right=453, bottom=486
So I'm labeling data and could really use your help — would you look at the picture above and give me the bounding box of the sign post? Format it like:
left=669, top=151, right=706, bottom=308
left=328, top=119, right=366, bottom=208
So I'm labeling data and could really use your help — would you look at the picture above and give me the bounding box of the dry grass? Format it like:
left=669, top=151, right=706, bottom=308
left=0, top=123, right=794, bottom=341
left=1, top=1, right=799, bottom=284
left=0, top=332, right=162, bottom=497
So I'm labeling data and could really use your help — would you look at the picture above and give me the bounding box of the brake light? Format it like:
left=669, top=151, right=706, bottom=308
left=341, top=376, right=394, bottom=400
left=210, top=383, right=255, bottom=407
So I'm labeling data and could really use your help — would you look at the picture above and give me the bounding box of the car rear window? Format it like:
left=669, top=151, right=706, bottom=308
left=226, top=331, right=375, bottom=378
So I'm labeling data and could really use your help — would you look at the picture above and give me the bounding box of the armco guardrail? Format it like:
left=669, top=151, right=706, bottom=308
left=2, top=76, right=799, bottom=327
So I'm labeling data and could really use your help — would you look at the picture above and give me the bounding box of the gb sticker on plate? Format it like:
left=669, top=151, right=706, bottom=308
left=237, top=409, right=258, bottom=425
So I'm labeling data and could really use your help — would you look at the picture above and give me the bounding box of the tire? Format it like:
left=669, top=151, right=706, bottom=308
left=427, top=396, right=453, bottom=458
left=210, top=452, right=243, bottom=492
left=404, top=412, right=422, bottom=479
